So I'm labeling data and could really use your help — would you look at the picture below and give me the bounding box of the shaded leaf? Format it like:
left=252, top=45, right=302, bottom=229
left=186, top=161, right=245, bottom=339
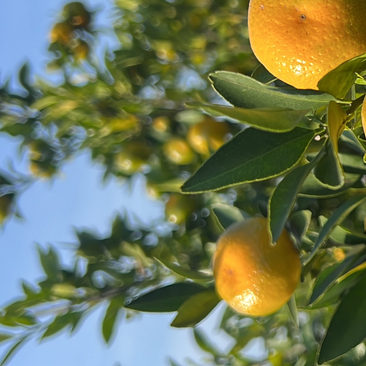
left=289, top=210, right=312, bottom=244
left=229, top=324, right=264, bottom=354
left=269, top=149, right=324, bottom=243
left=102, top=295, right=124, bottom=343
left=155, top=258, right=213, bottom=281
left=287, top=295, right=299, bottom=327
left=193, top=328, right=220, bottom=356
left=170, top=289, right=220, bottom=327
left=209, top=71, right=335, bottom=110
left=0, top=334, right=13, bottom=345
left=125, top=283, right=206, bottom=312
left=251, top=64, right=277, bottom=84
left=182, top=127, right=316, bottom=193
left=303, top=194, right=366, bottom=265
left=211, top=203, right=249, bottom=230
left=42, top=311, right=84, bottom=340
left=318, top=275, right=366, bottom=364
left=318, top=54, right=366, bottom=99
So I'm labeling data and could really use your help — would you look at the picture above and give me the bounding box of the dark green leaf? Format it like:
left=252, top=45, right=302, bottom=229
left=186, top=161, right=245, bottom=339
left=319, top=216, right=366, bottom=245
left=188, top=103, right=310, bottom=132
left=211, top=203, right=249, bottom=230
left=318, top=54, right=366, bottom=99
left=37, top=245, right=61, bottom=281
left=299, top=172, right=361, bottom=198
left=170, top=289, right=220, bottom=328
left=0, top=337, right=28, bottom=366
left=251, top=64, right=277, bottom=84
left=155, top=258, right=213, bottom=281
left=289, top=210, right=312, bottom=243
left=42, top=311, right=83, bottom=340
left=287, top=295, right=299, bottom=327
left=318, top=274, right=366, bottom=364
left=303, top=194, right=366, bottom=265
left=209, top=71, right=335, bottom=110
left=102, top=295, right=124, bottom=343
left=339, top=153, right=366, bottom=174
left=182, top=127, right=316, bottom=193
left=193, top=328, right=220, bottom=356
left=269, top=150, right=324, bottom=243
left=125, top=283, right=206, bottom=312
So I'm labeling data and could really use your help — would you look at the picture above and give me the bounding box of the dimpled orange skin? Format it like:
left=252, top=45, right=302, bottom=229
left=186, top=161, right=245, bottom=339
left=248, top=0, right=366, bottom=90
left=213, top=217, right=301, bottom=317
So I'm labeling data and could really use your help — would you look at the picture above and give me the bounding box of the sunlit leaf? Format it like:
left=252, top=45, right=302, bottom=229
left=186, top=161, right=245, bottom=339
left=182, top=127, right=316, bottom=193
left=170, top=289, right=220, bottom=328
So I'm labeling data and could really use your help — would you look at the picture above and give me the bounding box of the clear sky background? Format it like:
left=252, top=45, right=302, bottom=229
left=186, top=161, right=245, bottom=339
left=0, top=1, right=264, bottom=365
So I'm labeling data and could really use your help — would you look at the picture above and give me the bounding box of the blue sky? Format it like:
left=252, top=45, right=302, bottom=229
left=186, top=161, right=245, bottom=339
left=0, top=1, right=265, bottom=365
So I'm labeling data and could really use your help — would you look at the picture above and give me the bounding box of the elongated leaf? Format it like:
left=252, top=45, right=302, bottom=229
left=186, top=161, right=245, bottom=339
left=193, top=328, right=220, bottom=356
left=170, top=289, right=220, bottom=328
left=125, top=283, right=206, bottom=312
left=188, top=103, right=310, bottom=132
left=0, top=334, right=12, bottom=345
left=340, top=153, right=366, bottom=174
left=318, top=274, right=366, bottom=364
left=299, top=172, right=361, bottom=198
left=289, top=210, right=312, bottom=243
left=155, top=258, right=213, bottom=281
left=314, top=102, right=346, bottom=189
left=340, top=129, right=366, bottom=155
left=229, top=324, right=264, bottom=354
left=269, top=150, right=324, bottom=243
left=209, top=71, right=335, bottom=110
left=102, top=295, right=124, bottom=343
left=309, top=250, right=361, bottom=305
left=182, top=127, right=316, bottom=193
left=0, top=337, right=28, bottom=366
left=287, top=295, right=299, bottom=327
left=318, top=54, right=366, bottom=99
left=41, top=311, right=83, bottom=340
left=310, top=265, right=366, bottom=309
left=303, top=194, right=366, bottom=265
left=319, top=216, right=366, bottom=245
left=211, top=203, right=249, bottom=230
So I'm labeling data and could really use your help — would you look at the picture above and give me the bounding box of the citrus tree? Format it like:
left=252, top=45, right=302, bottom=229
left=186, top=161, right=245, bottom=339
left=1, top=1, right=366, bottom=365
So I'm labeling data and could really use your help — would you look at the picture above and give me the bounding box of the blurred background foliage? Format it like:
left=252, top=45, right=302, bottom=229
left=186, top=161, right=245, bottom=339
left=1, top=1, right=366, bottom=365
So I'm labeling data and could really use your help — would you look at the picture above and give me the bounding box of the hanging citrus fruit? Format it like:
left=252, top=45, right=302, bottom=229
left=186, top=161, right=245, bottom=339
left=163, top=138, right=195, bottom=165
left=187, top=118, right=229, bottom=156
left=248, top=1, right=366, bottom=90
left=213, top=217, right=301, bottom=316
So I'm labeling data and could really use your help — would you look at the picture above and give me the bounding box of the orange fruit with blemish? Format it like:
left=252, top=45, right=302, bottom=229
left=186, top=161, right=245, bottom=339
left=248, top=0, right=366, bottom=90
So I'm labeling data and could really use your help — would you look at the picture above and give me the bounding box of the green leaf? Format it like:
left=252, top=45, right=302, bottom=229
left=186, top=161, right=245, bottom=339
left=125, top=283, right=207, bottom=312
left=0, top=334, right=13, bottom=345
left=309, top=249, right=361, bottom=305
left=188, top=103, right=310, bottom=133
left=303, top=194, right=366, bottom=265
left=182, top=127, right=316, bottom=193
left=299, top=172, right=361, bottom=198
left=318, top=54, right=366, bottom=99
left=269, top=150, right=324, bottom=243
left=41, top=311, right=84, bottom=340
left=211, top=203, right=249, bottom=230
left=318, top=274, right=366, bottom=364
left=287, top=295, right=299, bottom=327
left=0, top=337, right=28, bottom=366
left=319, top=216, right=366, bottom=245
left=193, top=328, right=220, bottom=355
left=170, top=289, right=220, bottom=328
left=37, top=245, right=61, bottom=281
left=339, top=153, right=366, bottom=174
left=289, top=210, right=312, bottom=244
left=102, top=295, right=124, bottom=343
left=209, top=71, right=335, bottom=110
left=251, top=64, right=277, bottom=84
left=314, top=102, right=347, bottom=189
left=155, top=258, right=213, bottom=281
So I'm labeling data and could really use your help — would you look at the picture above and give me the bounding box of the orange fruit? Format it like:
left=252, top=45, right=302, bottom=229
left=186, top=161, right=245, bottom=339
left=248, top=0, right=366, bottom=90
left=163, top=138, right=195, bottom=165
left=115, top=141, right=151, bottom=175
left=213, top=217, right=301, bottom=316
left=187, top=118, right=229, bottom=156
left=73, top=40, right=90, bottom=60
left=165, top=194, right=194, bottom=224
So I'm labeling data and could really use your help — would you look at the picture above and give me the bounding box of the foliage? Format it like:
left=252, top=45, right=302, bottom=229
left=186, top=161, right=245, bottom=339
left=2, top=0, right=366, bottom=365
